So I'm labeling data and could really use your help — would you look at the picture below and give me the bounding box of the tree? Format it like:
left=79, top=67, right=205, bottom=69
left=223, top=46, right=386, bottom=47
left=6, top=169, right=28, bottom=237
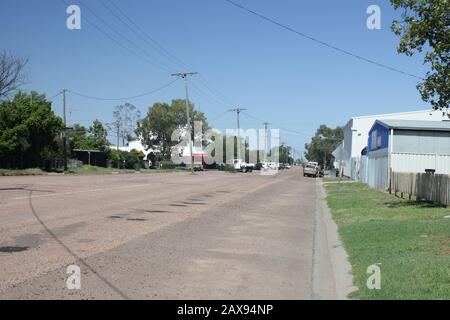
left=69, top=120, right=109, bottom=152
left=304, top=125, right=343, bottom=168
left=136, top=99, right=210, bottom=161
left=88, top=119, right=109, bottom=151
left=0, top=92, right=63, bottom=168
left=391, top=0, right=449, bottom=112
left=279, top=144, right=293, bottom=164
left=68, top=124, right=90, bottom=151
left=0, top=52, right=28, bottom=100
left=112, top=103, right=141, bottom=146
left=123, top=149, right=145, bottom=169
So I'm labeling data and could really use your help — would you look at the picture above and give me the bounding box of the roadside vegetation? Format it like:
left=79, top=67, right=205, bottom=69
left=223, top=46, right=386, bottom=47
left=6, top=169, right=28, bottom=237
left=67, top=165, right=187, bottom=175
left=324, top=179, right=450, bottom=300
left=0, top=168, right=46, bottom=176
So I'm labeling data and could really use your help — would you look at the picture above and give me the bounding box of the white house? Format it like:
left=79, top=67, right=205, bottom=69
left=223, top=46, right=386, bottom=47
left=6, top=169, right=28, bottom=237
left=334, top=109, right=448, bottom=179
left=110, top=139, right=207, bottom=166
left=110, top=139, right=159, bottom=160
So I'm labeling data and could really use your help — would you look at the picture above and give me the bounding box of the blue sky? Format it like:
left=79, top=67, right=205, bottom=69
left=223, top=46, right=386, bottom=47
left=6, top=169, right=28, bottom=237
left=0, top=0, right=430, bottom=156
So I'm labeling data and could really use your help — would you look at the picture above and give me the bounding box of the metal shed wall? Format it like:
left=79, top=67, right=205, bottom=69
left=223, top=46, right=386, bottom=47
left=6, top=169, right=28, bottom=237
left=393, top=130, right=450, bottom=154
left=367, top=148, right=389, bottom=190
left=391, top=153, right=450, bottom=174
left=391, top=130, right=450, bottom=174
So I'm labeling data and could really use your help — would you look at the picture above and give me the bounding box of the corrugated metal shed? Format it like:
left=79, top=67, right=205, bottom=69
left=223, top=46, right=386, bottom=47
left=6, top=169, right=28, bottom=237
left=367, top=120, right=450, bottom=190
left=335, top=110, right=447, bottom=178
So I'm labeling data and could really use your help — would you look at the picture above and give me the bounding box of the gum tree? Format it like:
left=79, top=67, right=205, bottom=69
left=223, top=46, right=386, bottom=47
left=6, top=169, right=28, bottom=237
left=391, top=0, right=449, bottom=112
left=0, top=51, right=28, bottom=100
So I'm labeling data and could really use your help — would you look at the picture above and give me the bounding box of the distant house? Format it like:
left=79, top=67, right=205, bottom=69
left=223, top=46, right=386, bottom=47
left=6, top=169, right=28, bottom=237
left=367, top=120, right=450, bottom=190
left=110, top=140, right=159, bottom=165
left=333, top=109, right=447, bottom=179
left=177, top=145, right=208, bottom=168
left=110, top=139, right=208, bottom=167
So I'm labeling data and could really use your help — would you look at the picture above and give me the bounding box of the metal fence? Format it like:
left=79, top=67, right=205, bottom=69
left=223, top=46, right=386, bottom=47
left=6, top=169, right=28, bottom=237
left=391, top=152, right=450, bottom=175
left=391, top=172, right=450, bottom=206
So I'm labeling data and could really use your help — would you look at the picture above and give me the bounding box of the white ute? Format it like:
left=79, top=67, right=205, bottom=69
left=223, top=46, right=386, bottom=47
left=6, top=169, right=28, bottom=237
left=229, top=159, right=255, bottom=173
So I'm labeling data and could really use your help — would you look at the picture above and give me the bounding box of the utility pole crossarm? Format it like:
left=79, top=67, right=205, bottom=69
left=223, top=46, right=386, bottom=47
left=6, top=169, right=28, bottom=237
left=171, top=72, right=198, bottom=78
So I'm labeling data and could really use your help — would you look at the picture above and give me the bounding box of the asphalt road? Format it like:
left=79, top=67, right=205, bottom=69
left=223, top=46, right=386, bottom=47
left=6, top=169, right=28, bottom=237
left=0, top=168, right=321, bottom=299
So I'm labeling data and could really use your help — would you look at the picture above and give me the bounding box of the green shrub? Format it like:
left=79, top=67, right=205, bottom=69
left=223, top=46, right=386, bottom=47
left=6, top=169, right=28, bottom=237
left=218, top=164, right=236, bottom=172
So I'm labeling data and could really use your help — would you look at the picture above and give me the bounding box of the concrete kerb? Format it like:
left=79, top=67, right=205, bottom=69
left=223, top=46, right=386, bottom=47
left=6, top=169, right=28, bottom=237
left=312, top=179, right=358, bottom=300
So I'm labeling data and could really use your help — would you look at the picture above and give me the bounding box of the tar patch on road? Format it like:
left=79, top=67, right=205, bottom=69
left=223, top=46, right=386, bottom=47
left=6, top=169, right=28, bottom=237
left=0, top=246, right=29, bottom=253
left=126, top=218, right=148, bottom=222
left=181, top=202, right=206, bottom=205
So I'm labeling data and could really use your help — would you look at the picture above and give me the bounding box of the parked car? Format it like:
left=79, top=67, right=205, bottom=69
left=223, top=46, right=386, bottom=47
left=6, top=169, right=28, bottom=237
left=228, top=159, right=255, bottom=173
left=262, top=162, right=278, bottom=170
left=303, top=163, right=319, bottom=178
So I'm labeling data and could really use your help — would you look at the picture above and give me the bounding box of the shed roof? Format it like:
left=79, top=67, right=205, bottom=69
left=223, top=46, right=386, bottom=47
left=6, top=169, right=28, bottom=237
left=375, top=120, right=450, bottom=132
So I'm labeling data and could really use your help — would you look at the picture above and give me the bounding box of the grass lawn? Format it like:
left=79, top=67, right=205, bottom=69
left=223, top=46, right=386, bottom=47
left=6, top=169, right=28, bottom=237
left=324, top=179, right=450, bottom=300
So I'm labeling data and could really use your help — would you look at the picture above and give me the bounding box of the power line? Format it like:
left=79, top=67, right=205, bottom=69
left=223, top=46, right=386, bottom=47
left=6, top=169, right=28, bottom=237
left=241, top=111, right=310, bottom=137
left=223, top=0, right=424, bottom=80
left=97, top=0, right=178, bottom=72
left=189, top=82, right=230, bottom=108
left=104, top=0, right=238, bottom=106
left=61, top=0, right=235, bottom=126
left=48, top=91, right=63, bottom=100
left=59, top=0, right=172, bottom=72
left=105, top=0, right=186, bottom=71
left=67, top=78, right=179, bottom=101
left=209, top=109, right=233, bottom=122
left=77, top=0, right=174, bottom=72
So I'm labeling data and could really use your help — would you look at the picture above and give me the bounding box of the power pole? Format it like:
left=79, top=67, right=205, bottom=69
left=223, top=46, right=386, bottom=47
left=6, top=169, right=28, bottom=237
left=107, top=121, right=120, bottom=169
left=229, top=108, right=247, bottom=160
left=62, top=89, right=68, bottom=171
left=172, top=72, right=198, bottom=174
left=263, top=122, right=269, bottom=163
left=116, top=123, right=120, bottom=152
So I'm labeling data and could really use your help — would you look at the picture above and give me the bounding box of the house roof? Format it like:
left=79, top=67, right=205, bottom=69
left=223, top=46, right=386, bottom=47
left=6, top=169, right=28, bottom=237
left=350, top=109, right=437, bottom=120
left=343, top=109, right=443, bottom=130
left=375, top=119, right=450, bottom=131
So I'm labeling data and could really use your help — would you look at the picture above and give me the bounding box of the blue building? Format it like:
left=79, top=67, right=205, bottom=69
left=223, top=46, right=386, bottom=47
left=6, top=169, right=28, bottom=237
left=367, top=120, right=450, bottom=190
